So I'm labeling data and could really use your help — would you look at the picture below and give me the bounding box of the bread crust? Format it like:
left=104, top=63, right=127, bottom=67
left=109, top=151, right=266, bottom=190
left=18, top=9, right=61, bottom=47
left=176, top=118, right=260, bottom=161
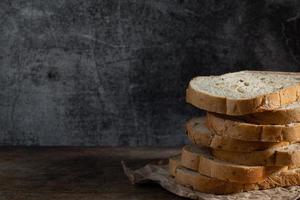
left=241, top=104, right=300, bottom=125
left=206, top=112, right=300, bottom=142
left=175, top=166, right=300, bottom=194
left=186, top=71, right=300, bottom=116
left=186, top=117, right=289, bottom=152
left=168, top=155, right=181, bottom=177
left=175, top=167, right=246, bottom=194
left=212, top=144, right=300, bottom=167
left=181, top=145, right=285, bottom=183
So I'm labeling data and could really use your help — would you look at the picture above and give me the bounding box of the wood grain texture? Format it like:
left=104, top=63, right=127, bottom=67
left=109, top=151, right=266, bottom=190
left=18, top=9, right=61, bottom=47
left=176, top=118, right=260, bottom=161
left=0, top=147, right=182, bottom=200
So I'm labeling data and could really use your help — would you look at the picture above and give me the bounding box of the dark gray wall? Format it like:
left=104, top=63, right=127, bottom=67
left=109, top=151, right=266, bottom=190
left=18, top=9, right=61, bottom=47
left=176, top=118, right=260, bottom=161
left=0, top=0, right=300, bottom=146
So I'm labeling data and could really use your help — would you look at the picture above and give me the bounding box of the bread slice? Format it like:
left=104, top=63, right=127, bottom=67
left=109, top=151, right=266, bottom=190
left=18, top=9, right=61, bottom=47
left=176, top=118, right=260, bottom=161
left=186, top=117, right=289, bottom=152
left=180, top=145, right=285, bottom=183
left=175, top=166, right=300, bottom=194
left=241, top=101, right=300, bottom=125
left=175, top=166, right=247, bottom=194
left=212, top=143, right=300, bottom=166
left=186, top=71, right=300, bottom=115
left=206, top=112, right=300, bottom=142
left=168, top=155, right=181, bottom=176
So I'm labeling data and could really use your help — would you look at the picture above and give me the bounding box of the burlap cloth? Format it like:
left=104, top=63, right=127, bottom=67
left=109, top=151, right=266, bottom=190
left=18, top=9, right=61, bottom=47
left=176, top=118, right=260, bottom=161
left=122, top=161, right=300, bottom=200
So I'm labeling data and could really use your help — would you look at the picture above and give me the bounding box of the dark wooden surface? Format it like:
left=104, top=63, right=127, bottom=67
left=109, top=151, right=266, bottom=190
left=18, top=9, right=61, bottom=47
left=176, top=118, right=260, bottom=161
left=0, top=147, right=185, bottom=200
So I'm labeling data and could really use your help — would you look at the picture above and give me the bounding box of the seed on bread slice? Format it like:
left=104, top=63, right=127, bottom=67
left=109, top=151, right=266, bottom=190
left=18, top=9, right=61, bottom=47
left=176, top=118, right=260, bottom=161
left=186, top=117, right=289, bottom=152
left=186, top=71, right=300, bottom=115
left=181, top=145, right=285, bottom=183
left=206, top=112, right=300, bottom=142
left=175, top=166, right=300, bottom=194
left=212, top=143, right=300, bottom=167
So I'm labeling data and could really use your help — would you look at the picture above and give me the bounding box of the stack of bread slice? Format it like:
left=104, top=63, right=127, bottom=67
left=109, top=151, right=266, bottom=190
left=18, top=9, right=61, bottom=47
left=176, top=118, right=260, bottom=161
left=169, top=71, right=300, bottom=194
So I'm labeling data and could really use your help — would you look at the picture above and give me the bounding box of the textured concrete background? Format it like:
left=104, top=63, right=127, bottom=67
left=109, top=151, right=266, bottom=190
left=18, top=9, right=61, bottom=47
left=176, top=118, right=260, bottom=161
left=0, top=0, right=300, bottom=146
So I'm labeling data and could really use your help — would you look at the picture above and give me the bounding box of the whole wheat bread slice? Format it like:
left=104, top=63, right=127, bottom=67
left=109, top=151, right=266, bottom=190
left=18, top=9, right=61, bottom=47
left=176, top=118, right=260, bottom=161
left=186, top=117, right=289, bottom=152
left=212, top=143, right=300, bottom=166
left=241, top=101, right=300, bottom=125
left=175, top=165, right=300, bottom=194
left=186, top=71, right=300, bottom=115
left=206, top=112, right=300, bottom=142
left=181, top=145, right=285, bottom=183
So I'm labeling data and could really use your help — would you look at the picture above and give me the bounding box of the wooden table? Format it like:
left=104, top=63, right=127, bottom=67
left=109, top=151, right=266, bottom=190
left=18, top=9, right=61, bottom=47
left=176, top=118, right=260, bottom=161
left=0, top=147, right=184, bottom=200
